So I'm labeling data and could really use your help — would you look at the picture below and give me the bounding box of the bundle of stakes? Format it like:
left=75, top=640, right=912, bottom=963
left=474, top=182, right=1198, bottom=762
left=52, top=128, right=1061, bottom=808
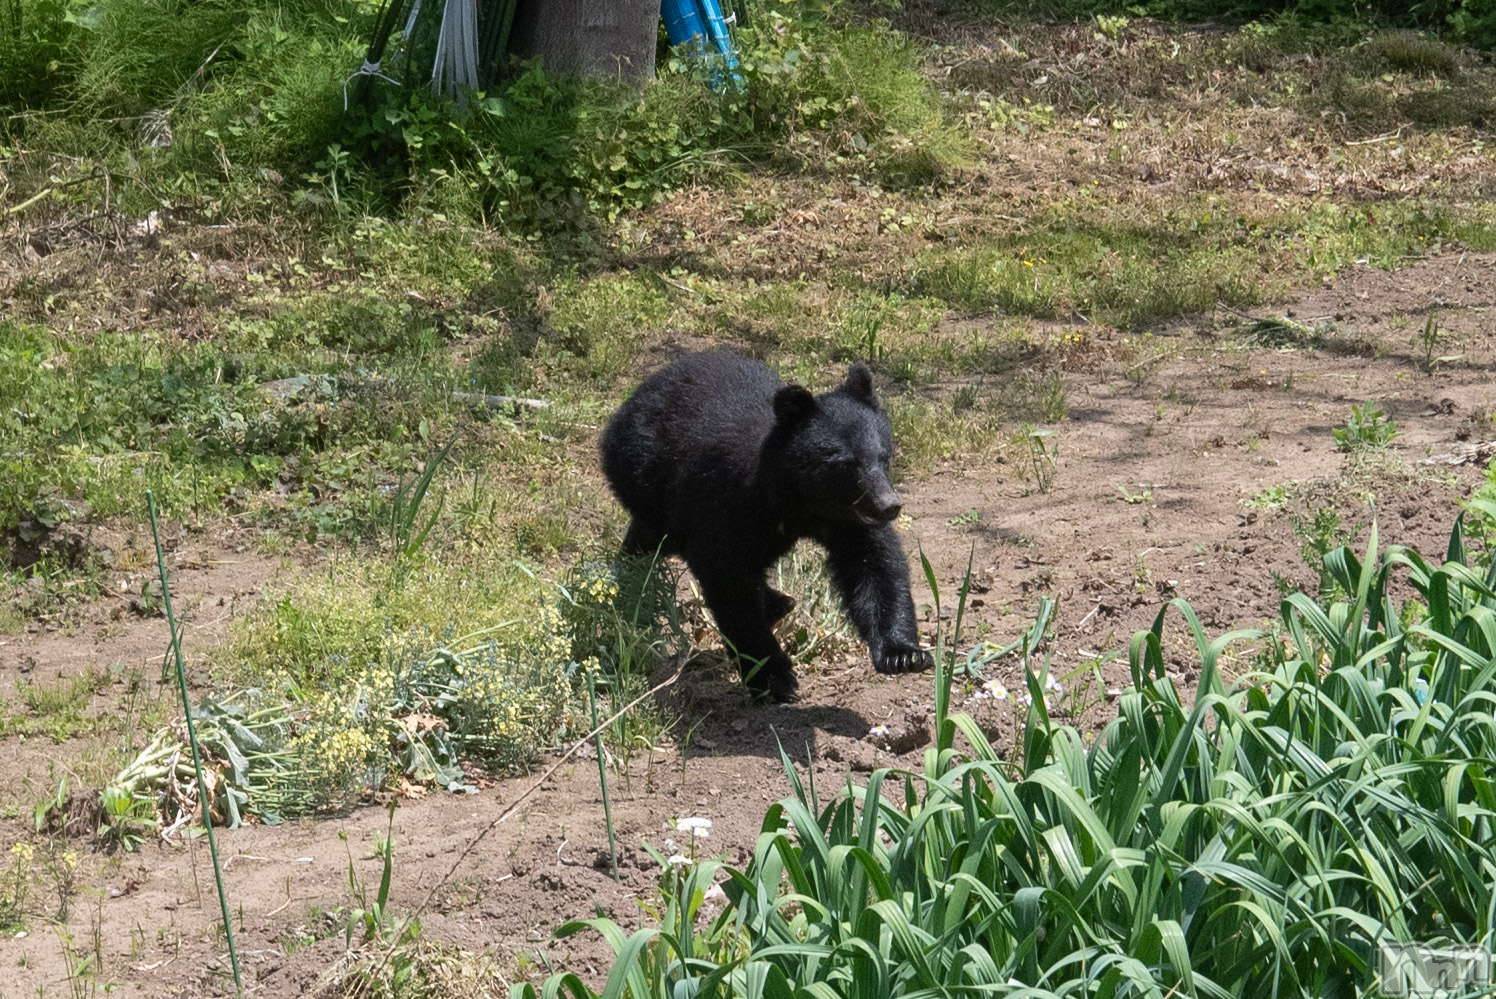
left=350, top=0, right=517, bottom=105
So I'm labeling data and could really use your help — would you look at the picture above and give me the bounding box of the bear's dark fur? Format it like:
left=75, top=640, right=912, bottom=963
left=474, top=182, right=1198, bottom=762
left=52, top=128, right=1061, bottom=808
left=600, top=350, right=931, bottom=702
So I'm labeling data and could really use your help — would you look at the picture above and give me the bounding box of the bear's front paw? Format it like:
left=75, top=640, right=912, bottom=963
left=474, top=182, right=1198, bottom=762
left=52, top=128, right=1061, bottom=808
left=873, top=642, right=933, bottom=675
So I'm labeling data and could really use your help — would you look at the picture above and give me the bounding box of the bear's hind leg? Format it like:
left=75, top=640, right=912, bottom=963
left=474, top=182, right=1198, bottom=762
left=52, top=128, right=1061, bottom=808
left=613, top=519, right=674, bottom=623
left=621, top=518, right=669, bottom=557
left=764, top=587, right=797, bottom=626
left=695, top=572, right=799, bottom=703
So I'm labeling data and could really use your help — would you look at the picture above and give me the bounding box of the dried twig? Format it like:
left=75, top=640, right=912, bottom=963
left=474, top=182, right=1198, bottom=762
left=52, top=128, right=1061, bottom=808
left=1422, top=441, right=1496, bottom=467
left=451, top=390, right=551, bottom=411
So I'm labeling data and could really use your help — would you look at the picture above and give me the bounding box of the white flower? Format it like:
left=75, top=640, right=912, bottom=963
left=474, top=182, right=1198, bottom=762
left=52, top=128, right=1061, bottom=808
left=663, top=837, right=679, bottom=855
left=983, top=680, right=1009, bottom=701
left=868, top=724, right=891, bottom=739
left=666, top=854, right=692, bottom=868
left=676, top=817, right=713, bottom=840
left=1045, top=674, right=1063, bottom=693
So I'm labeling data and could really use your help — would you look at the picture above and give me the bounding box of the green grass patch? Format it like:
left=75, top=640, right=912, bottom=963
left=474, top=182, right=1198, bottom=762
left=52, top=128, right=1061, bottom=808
left=888, top=373, right=1065, bottom=471
left=828, top=293, right=1037, bottom=385
left=692, top=281, right=1043, bottom=388
left=544, top=271, right=675, bottom=382
left=956, top=1, right=1496, bottom=52
left=0, top=298, right=475, bottom=548
left=1359, top=29, right=1466, bottom=75
left=0, top=666, right=113, bottom=743
left=910, top=209, right=1262, bottom=326
left=217, top=554, right=551, bottom=694
left=910, top=197, right=1496, bottom=326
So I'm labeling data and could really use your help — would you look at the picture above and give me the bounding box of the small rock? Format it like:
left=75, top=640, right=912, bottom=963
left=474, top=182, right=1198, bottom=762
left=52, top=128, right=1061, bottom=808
left=257, top=375, right=316, bottom=402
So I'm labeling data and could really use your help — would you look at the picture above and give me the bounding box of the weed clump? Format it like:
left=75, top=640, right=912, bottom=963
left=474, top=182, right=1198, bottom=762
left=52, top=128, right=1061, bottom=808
left=1360, top=29, right=1465, bottom=75
left=59, top=550, right=684, bottom=843
left=1334, top=401, right=1400, bottom=452
left=0, top=310, right=478, bottom=550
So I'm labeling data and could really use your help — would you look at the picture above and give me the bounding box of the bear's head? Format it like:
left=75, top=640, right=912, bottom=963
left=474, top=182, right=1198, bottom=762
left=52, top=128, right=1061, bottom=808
left=770, top=364, right=902, bottom=526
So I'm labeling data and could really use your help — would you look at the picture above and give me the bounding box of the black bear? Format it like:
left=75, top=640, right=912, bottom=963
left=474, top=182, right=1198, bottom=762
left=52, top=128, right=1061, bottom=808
left=600, top=350, right=932, bottom=702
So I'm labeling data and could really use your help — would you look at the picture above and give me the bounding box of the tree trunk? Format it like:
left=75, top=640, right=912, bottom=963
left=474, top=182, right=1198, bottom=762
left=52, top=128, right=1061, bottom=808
left=509, top=0, right=661, bottom=85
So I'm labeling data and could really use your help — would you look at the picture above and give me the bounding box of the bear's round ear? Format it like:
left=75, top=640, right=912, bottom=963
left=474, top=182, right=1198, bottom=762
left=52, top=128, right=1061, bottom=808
left=843, top=363, right=877, bottom=406
left=773, top=385, right=817, bottom=425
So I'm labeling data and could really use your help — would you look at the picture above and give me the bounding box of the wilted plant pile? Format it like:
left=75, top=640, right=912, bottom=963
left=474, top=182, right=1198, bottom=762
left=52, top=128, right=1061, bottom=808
left=524, top=517, right=1496, bottom=997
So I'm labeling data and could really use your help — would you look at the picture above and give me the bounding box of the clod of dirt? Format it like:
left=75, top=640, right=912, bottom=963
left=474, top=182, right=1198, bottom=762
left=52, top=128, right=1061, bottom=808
left=36, top=787, right=103, bottom=839
left=822, top=737, right=877, bottom=772
left=8, top=516, right=100, bottom=573
left=864, top=710, right=932, bottom=754
left=584, top=845, right=646, bottom=872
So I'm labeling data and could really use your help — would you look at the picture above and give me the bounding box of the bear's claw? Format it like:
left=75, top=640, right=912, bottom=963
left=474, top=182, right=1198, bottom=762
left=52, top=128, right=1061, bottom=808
left=874, top=643, right=934, bottom=675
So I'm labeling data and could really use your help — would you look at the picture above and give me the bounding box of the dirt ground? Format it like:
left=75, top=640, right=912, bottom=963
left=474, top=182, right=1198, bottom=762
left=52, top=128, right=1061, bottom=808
left=2, top=250, right=1491, bottom=996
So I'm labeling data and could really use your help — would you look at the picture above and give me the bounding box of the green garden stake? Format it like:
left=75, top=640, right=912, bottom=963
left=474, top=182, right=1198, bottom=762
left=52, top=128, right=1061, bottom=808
left=147, top=491, right=244, bottom=996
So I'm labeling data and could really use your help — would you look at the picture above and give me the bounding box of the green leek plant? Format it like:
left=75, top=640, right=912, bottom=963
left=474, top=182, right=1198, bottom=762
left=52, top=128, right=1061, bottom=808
left=515, top=514, right=1496, bottom=998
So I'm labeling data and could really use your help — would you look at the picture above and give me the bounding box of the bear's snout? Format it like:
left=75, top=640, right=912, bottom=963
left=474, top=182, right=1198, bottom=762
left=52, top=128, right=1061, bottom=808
left=855, top=480, right=902, bottom=524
